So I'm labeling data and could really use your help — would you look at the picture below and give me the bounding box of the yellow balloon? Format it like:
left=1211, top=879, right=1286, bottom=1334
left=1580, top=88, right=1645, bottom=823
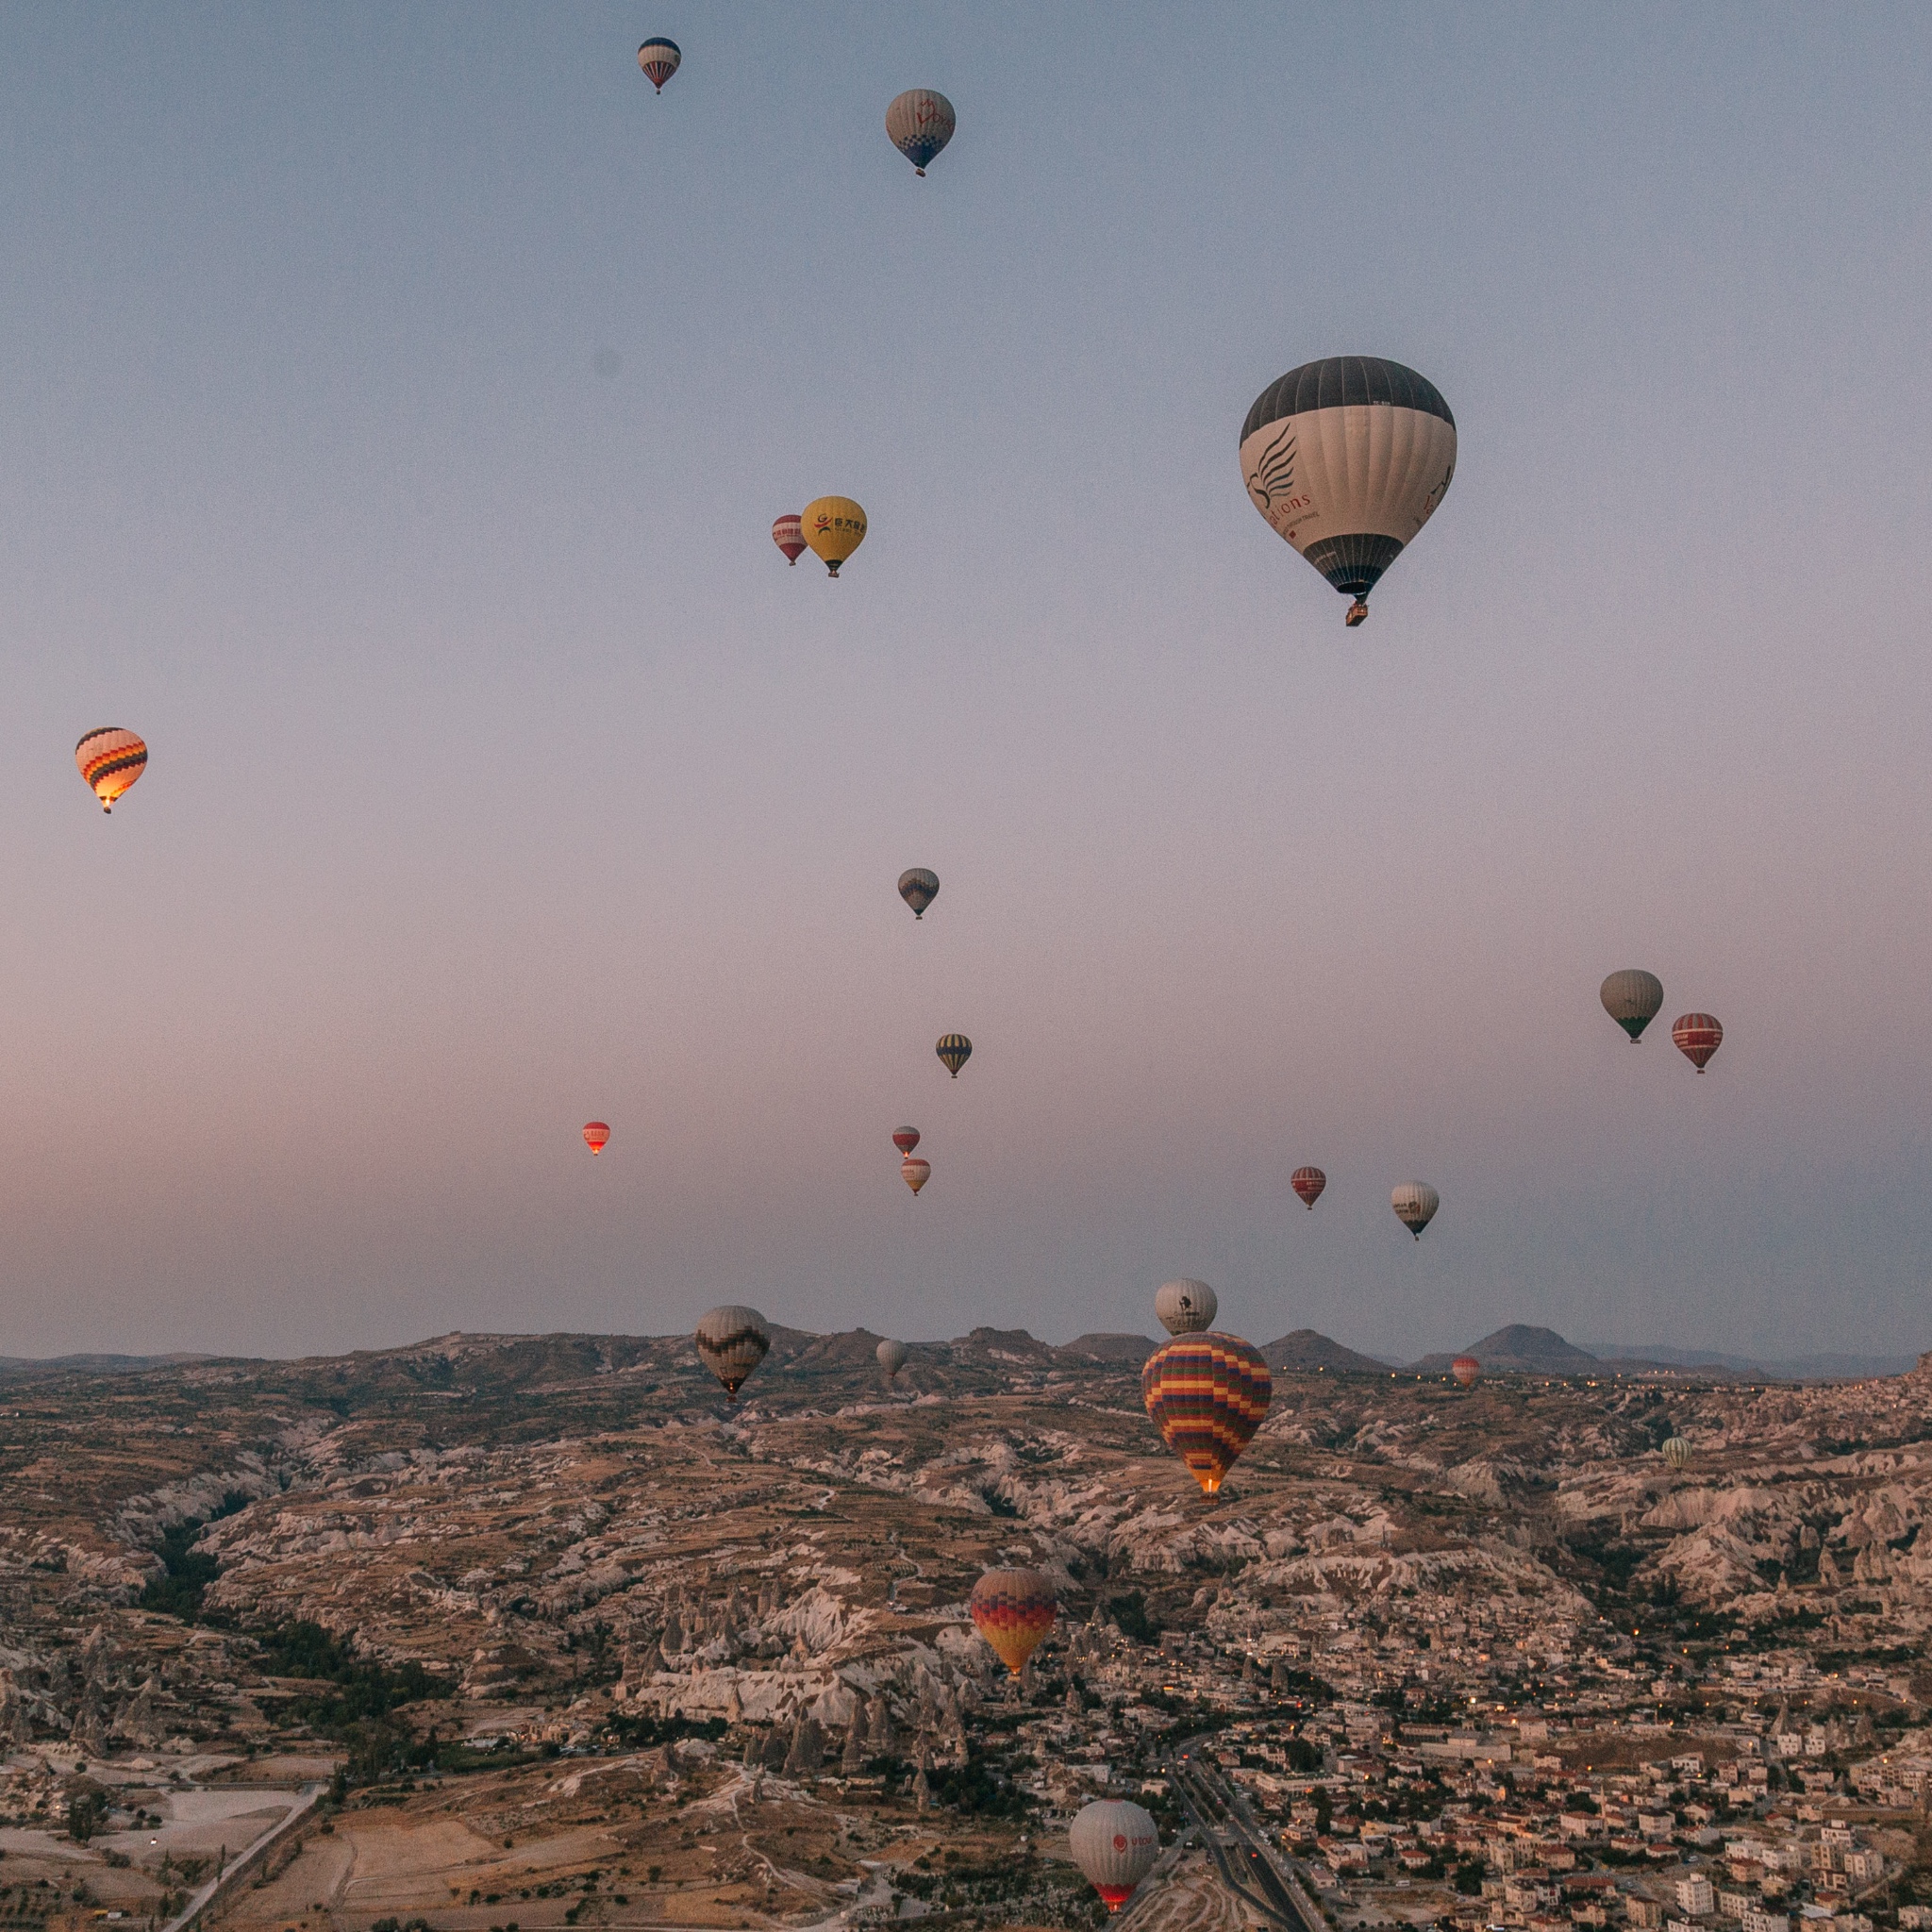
left=800, top=496, right=867, bottom=576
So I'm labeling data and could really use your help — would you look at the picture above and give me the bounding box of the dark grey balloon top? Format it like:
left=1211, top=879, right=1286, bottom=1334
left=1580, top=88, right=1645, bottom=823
left=1242, top=357, right=1454, bottom=443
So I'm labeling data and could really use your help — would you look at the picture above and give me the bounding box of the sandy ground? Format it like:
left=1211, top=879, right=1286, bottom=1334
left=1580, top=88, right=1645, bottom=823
left=1128, top=1853, right=1255, bottom=1932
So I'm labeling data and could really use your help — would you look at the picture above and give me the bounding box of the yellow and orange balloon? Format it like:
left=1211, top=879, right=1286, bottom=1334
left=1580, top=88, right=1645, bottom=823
left=76, top=727, right=147, bottom=813
left=969, top=1567, right=1057, bottom=1677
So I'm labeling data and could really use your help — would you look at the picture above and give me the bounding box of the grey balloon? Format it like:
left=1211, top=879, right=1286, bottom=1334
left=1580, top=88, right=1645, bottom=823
left=1600, top=968, right=1665, bottom=1043
left=898, top=869, right=940, bottom=919
left=876, top=1338, right=908, bottom=1378
left=1155, top=1278, right=1217, bottom=1336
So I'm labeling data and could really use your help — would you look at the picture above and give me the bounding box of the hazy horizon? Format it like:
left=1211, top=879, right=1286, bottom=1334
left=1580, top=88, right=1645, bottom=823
left=2, top=6, right=1929, bottom=1364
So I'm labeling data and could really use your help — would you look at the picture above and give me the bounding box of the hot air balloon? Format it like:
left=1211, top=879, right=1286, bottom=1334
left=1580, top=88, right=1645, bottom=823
left=898, top=869, right=939, bottom=919
left=886, top=89, right=956, bottom=176
left=1141, top=1333, right=1272, bottom=1496
left=637, top=38, right=680, bottom=92
left=892, top=1125, right=921, bottom=1157
left=1451, top=1355, right=1479, bottom=1390
left=1391, top=1183, right=1440, bottom=1240
left=1154, top=1279, right=1217, bottom=1337
left=1672, top=1013, right=1723, bottom=1072
left=901, top=1157, right=931, bottom=1195
left=772, top=513, right=806, bottom=564
left=582, top=1122, right=610, bottom=1156
left=1240, top=358, right=1457, bottom=626
left=801, top=496, right=866, bottom=576
left=1070, top=1801, right=1160, bottom=1914
left=936, top=1033, right=972, bottom=1077
left=876, top=1338, right=908, bottom=1379
left=1601, top=969, right=1664, bottom=1043
left=969, top=1566, right=1057, bottom=1677
left=1291, top=1166, right=1326, bottom=1210
left=694, top=1305, right=770, bottom=1400
left=75, top=728, right=147, bottom=813
left=1662, top=1435, right=1692, bottom=1471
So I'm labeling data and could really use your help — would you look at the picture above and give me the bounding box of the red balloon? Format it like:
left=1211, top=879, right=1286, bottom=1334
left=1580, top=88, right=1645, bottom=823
left=773, top=513, right=806, bottom=564
left=1290, top=1166, right=1326, bottom=1209
left=582, top=1122, right=610, bottom=1155
left=1451, top=1355, right=1479, bottom=1390
left=1672, top=1012, right=1723, bottom=1072
left=892, top=1125, right=921, bottom=1157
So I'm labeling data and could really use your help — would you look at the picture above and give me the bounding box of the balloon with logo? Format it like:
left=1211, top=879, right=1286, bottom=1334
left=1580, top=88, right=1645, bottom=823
left=1600, top=969, right=1664, bottom=1043
left=801, top=496, right=867, bottom=576
left=876, top=1338, right=908, bottom=1380
left=901, top=1157, right=931, bottom=1196
left=637, top=38, right=680, bottom=92
left=936, top=1033, right=972, bottom=1077
left=1672, top=1013, right=1723, bottom=1072
left=1141, top=1333, right=1272, bottom=1496
left=1154, top=1279, right=1216, bottom=1337
left=1391, top=1182, right=1440, bottom=1240
left=582, top=1122, right=610, bottom=1156
left=1071, top=1800, right=1160, bottom=1914
left=886, top=89, right=956, bottom=176
left=1240, top=357, right=1457, bottom=626
left=694, top=1305, right=771, bottom=1400
left=1451, top=1355, right=1479, bottom=1390
left=898, top=868, right=939, bottom=919
left=772, top=513, right=806, bottom=564
left=969, top=1566, right=1056, bottom=1677
left=75, top=727, right=148, bottom=813
left=1291, top=1166, right=1326, bottom=1209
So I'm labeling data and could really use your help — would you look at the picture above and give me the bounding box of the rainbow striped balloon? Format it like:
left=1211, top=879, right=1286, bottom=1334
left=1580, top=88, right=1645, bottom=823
left=75, top=727, right=147, bottom=813
left=968, top=1566, right=1057, bottom=1677
left=1141, top=1333, right=1272, bottom=1497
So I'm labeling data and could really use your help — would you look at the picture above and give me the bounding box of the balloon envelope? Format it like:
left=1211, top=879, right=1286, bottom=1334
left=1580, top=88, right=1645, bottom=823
left=1451, top=1355, right=1479, bottom=1389
left=1662, top=1435, right=1693, bottom=1471
left=1672, top=1013, right=1723, bottom=1071
left=801, top=496, right=867, bottom=576
left=1141, top=1333, right=1272, bottom=1496
left=1601, top=969, right=1664, bottom=1042
left=1154, top=1279, right=1217, bottom=1337
left=901, top=1157, right=931, bottom=1195
left=637, top=38, right=680, bottom=91
left=898, top=868, right=940, bottom=918
left=75, top=727, right=147, bottom=813
left=969, top=1567, right=1057, bottom=1676
left=695, top=1305, right=771, bottom=1399
left=1391, top=1182, right=1440, bottom=1240
left=582, top=1122, right=610, bottom=1156
left=1291, top=1166, right=1326, bottom=1209
left=936, top=1033, right=972, bottom=1077
left=772, top=514, right=806, bottom=564
left=1240, top=357, right=1456, bottom=625
left=886, top=88, right=957, bottom=175
left=876, top=1338, right=908, bottom=1378
left=891, top=1125, right=921, bottom=1157
left=1070, top=1801, right=1160, bottom=1912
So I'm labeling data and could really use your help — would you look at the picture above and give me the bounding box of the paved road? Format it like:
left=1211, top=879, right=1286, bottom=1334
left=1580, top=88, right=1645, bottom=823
left=1167, top=1752, right=1324, bottom=1932
left=163, top=1782, right=328, bottom=1932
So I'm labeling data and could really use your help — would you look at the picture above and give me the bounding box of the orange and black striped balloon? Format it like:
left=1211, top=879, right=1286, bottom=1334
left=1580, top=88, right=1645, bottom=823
left=1141, top=1333, right=1272, bottom=1496
left=75, top=727, right=147, bottom=813
left=968, top=1566, right=1057, bottom=1676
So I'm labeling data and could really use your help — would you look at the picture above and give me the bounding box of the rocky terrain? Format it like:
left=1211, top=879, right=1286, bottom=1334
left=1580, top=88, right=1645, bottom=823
left=0, top=1326, right=1929, bottom=1932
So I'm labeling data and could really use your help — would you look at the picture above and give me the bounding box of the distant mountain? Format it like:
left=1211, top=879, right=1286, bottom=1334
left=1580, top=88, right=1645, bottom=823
left=1411, top=1324, right=1598, bottom=1374
left=1062, top=1333, right=1158, bottom=1364
left=0, top=1351, right=217, bottom=1375
left=1583, top=1341, right=1919, bottom=1382
left=1260, top=1329, right=1391, bottom=1374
